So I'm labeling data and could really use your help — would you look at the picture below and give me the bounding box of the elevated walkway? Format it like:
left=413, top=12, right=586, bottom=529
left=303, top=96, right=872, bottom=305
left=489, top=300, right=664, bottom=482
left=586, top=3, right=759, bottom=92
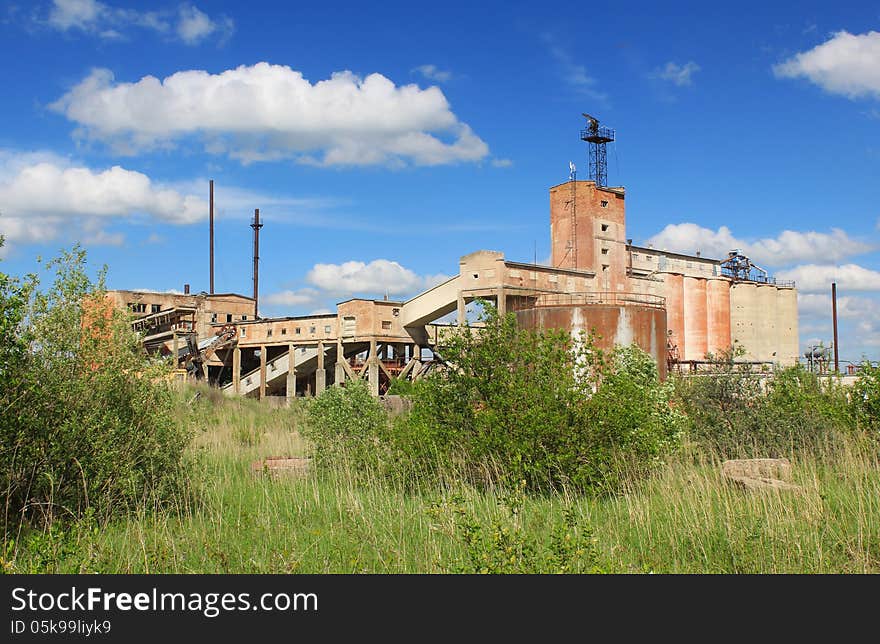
left=400, top=275, right=461, bottom=327
left=221, top=341, right=371, bottom=397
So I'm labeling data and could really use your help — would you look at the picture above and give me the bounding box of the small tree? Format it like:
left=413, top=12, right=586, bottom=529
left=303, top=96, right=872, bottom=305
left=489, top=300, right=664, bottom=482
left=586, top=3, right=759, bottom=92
left=851, top=362, right=880, bottom=434
left=394, top=304, right=682, bottom=493
left=1, top=245, right=191, bottom=530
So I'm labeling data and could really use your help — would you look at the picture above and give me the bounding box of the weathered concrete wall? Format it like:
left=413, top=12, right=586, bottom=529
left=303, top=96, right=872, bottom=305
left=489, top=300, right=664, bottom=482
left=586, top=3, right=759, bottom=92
left=683, top=276, right=708, bottom=360
left=755, top=284, right=778, bottom=362
left=549, top=181, right=627, bottom=291
left=706, top=278, right=732, bottom=356
left=630, top=248, right=719, bottom=278
left=515, top=303, right=667, bottom=379
left=663, top=273, right=685, bottom=361
left=108, top=290, right=254, bottom=340
left=776, top=287, right=799, bottom=366
left=730, top=282, right=759, bottom=360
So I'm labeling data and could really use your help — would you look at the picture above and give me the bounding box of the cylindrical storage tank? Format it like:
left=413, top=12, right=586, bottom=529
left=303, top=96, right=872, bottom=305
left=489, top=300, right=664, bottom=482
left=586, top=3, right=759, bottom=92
left=664, top=273, right=684, bottom=362
left=776, top=287, right=799, bottom=366
left=683, top=276, right=708, bottom=361
left=730, top=282, right=758, bottom=360
left=706, top=278, right=731, bottom=357
left=755, top=285, right=778, bottom=363
left=515, top=303, right=668, bottom=380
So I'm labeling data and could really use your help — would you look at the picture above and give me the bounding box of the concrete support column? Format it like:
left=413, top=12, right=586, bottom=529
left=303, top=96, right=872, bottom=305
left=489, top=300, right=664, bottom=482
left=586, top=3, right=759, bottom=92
left=411, top=344, right=422, bottom=380
left=315, top=341, right=326, bottom=396
left=259, top=345, right=267, bottom=400
left=368, top=338, right=379, bottom=396
left=335, top=340, right=346, bottom=386
left=232, top=346, right=241, bottom=394
left=496, top=286, right=506, bottom=316
left=457, top=293, right=466, bottom=325
left=172, top=332, right=179, bottom=368
left=286, top=343, right=296, bottom=401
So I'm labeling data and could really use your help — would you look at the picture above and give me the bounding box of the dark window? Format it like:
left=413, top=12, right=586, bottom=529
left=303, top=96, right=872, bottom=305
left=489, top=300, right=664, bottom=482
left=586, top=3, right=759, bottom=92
left=226, top=314, right=233, bottom=323
left=267, top=329, right=273, bottom=337
left=151, top=304, right=161, bottom=313
left=241, top=315, right=247, bottom=321
left=281, top=328, right=287, bottom=335
left=210, top=313, right=218, bottom=323
left=601, top=224, right=609, bottom=232
left=381, top=321, right=391, bottom=330
left=601, top=200, right=608, bottom=207
left=309, top=326, right=316, bottom=334
left=296, top=328, right=301, bottom=335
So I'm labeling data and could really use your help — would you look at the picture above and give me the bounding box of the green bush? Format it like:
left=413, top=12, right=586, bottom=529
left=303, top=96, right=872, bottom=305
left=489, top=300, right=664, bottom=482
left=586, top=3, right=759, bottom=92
left=0, top=245, right=192, bottom=530
left=303, top=379, right=391, bottom=472
left=851, top=362, right=880, bottom=434
left=305, top=304, right=682, bottom=494
left=426, top=484, right=605, bottom=574
left=673, top=348, right=857, bottom=458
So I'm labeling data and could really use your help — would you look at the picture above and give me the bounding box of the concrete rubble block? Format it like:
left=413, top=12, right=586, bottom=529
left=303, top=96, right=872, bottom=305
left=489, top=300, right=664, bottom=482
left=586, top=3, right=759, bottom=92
left=721, top=457, right=802, bottom=492
left=722, top=457, right=792, bottom=481
left=379, top=394, right=413, bottom=416
left=251, top=456, right=311, bottom=477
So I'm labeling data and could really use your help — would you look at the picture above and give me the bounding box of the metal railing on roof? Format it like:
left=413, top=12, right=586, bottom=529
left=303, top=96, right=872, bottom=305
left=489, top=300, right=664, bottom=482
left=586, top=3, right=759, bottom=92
left=509, top=291, right=665, bottom=311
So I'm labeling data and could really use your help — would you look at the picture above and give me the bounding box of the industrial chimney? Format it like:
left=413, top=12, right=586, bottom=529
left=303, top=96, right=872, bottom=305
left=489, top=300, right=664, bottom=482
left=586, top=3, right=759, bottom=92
left=251, top=208, right=263, bottom=318
left=209, top=179, right=215, bottom=294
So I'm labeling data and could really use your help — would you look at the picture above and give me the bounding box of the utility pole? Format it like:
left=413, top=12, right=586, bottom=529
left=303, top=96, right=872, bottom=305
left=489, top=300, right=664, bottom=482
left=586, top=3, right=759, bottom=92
left=831, top=282, right=839, bottom=373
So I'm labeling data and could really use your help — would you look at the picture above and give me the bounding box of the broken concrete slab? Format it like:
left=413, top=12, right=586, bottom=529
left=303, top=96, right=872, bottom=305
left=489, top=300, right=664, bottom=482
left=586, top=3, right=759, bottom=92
left=251, top=456, right=311, bottom=477
left=721, top=458, right=802, bottom=492
left=722, top=458, right=792, bottom=481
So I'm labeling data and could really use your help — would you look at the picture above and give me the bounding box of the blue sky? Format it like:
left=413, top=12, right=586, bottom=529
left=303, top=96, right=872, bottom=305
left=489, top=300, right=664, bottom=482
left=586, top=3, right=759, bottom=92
left=1, top=0, right=879, bottom=362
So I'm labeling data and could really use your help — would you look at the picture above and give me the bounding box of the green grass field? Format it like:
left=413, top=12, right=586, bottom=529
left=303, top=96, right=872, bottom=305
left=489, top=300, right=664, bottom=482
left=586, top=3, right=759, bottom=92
left=5, top=386, right=878, bottom=574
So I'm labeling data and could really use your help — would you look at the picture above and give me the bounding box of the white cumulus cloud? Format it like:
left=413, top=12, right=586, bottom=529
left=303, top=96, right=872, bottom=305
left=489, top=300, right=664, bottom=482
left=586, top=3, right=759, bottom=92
left=0, top=150, right=205, bottom=251
left=306, top=259, right=447, bottom=297
left=653, top=61, right=701, bottom=87
left=45, top=1, right=232, bottom=45
left=262, top=260, right=451, bottom=316
left=645, top=223, right=871, bottom=266
left=262, top=288, right=322, bottom=308
left=776, top=263, right=880, bottom=293
left=773, top=30, right=880, bottom=99
left=50, top=63, right=490, bottom=166
left=797, top=292, right=880, bottom=355
left=176, top=4, right=233, bottom=45
left=412, top=64, right=453, bottom=83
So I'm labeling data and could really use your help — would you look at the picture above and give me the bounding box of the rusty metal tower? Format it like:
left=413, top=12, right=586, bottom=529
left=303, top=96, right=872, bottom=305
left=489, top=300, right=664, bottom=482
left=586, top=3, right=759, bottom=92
left=580, top=113, right=615, bottom=187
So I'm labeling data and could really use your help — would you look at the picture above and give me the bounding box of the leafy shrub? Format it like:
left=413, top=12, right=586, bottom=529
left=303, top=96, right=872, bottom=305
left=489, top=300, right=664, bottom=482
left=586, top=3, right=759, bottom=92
left=851, top=362, right=880, bottom=434
left=1, top=245, right=191, bottom=530
left=426, top=484, right=604, bottom=574
left=673, top=348, right=857, bottom=458
left=303, top=379, right=391, bottom=472
left=305, top=304, right=682, bottom=494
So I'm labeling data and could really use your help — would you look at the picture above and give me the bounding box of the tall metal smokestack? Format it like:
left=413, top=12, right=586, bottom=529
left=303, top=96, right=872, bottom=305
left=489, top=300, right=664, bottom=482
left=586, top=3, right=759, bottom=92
left=251, top=208, right=263, bottom=318
left=831, top=282, right=839, bottom=373
left=209, top=179, right=215, bottom=294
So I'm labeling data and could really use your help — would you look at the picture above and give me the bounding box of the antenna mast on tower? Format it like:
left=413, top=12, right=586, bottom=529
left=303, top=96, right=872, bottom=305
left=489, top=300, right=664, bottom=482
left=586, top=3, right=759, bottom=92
left=580, top=113, right=615, bottom=187
left=568, top=161, right=577, bottom=269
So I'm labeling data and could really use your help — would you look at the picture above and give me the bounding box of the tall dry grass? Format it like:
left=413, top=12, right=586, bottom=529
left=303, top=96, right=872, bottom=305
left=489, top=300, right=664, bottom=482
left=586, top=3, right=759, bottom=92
left=4, top=385, right=878, bottom=574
